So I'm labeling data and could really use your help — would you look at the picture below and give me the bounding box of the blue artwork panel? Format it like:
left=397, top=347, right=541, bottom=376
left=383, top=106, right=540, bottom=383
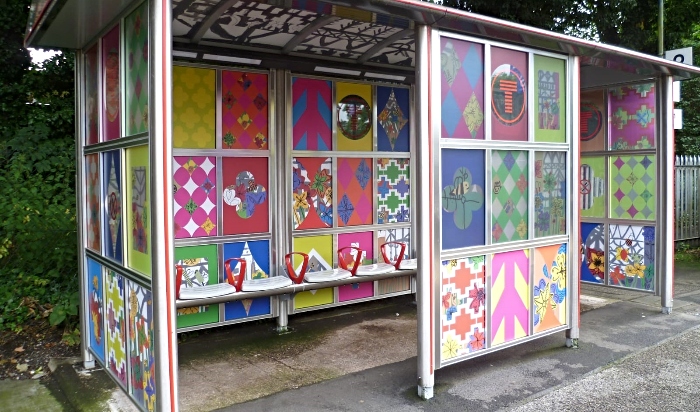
left=223, top=240, right=272, bottom=320
left=103, top=150, right=123, bottom=263
left=377, top=86, right=410, bottom=152
left=580, top=222, right=604, bottom=284
left=87, top=258, right=105, bottom=363
left=441, top=149, right=485, bottom=250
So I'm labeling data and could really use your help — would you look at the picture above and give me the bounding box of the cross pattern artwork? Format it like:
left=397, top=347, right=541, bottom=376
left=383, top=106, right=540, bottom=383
left=377, top=159, right=410, bottom=224
left=127, top=281, right=155, bottom=411
left=608, top=83, right=655, bottom=150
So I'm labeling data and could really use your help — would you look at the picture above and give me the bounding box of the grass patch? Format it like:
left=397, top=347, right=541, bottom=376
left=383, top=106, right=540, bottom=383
left=675, top=244, right=700, bottom=263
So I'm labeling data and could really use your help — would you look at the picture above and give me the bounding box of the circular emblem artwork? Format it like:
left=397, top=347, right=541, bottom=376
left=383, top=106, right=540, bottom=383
left=580, top=102, right=602, bottom=141
left=337, top=95, right=371, bottom=140
left=491, top=64, right=526, bottom=126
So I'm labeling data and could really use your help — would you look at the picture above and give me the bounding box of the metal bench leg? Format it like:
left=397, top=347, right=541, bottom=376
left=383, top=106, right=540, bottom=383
left=276, top=294, right=291, bottom=333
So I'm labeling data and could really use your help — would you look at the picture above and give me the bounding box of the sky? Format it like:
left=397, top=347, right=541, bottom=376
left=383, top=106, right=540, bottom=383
left=29, top=48, right=61, bottom=65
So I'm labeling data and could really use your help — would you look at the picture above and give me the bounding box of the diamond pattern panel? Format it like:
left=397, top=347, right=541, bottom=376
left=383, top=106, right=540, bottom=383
left=221, top=70, right=268, bottom=149
left=377, top=86, right=410, bottom=151
left=440, top=37, right=484, bottom=139
left=492, top=150, right=528, bottom=243
left=337, top=158, right=373, bottom=226
left=173, top=156, right=217, bottom=238
left=377, top=159, right=410, bottom=224
left=610, top=155, right=655, bottom=220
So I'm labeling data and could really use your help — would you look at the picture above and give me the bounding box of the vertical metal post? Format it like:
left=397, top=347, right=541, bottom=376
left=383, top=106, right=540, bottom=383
left=150, top=0, right=177, bottom=410
left=415, top=23, right=434, bottom=400
left=566, top=56, right=581, bottom=347
left=658, top=0, right=664, bottom=57
left=659, top=75, right=674, bottom=313
left=275, top=68, right=291, bottom=332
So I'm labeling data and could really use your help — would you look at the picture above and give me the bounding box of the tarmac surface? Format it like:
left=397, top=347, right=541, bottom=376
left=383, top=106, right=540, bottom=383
left=2, top=260, right=700, bottom=411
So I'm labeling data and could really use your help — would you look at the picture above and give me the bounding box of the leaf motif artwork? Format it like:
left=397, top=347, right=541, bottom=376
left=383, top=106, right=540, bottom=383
left=442, top=167, right=484, bottom=230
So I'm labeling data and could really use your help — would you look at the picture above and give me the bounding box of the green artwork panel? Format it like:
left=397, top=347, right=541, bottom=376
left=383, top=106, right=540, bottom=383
left=492, top=150, right=528, bottom=243
left=580, top=157, right=605, bottom=218
left=377, top=158, right=410, bottom=224
left=610, top=155, right=655, bottom=220
left=534, top=55, right=566, bottom=143
left=293, top=235, right=334, bottom=309
left=175, top=245, right=219, bottom=328
left=124, top=2, right=149, bottom=136
left=126, top=145, right=150, bottom=277
left=173, top=66, right=216, bottom=148
left=534, top=152, right=566, bottom=237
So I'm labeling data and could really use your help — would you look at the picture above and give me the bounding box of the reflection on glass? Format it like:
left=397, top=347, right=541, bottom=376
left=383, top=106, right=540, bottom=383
left=338, top=95, right=371, bottom=140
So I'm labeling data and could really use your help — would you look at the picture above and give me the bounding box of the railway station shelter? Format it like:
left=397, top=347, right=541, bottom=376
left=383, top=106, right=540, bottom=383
left=25, top=0, right=700, bottom=410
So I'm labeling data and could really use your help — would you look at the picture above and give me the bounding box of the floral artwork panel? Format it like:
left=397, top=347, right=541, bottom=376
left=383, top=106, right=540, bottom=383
left=337, top=232, right=374, bottom=302
left=377, top=228, right=412, bottom=295
left=126, top=146, right=150, bottom=276
left=293, top=157, right=332, bottom=230
left=174, top=156, right=217, bottom=238
left=534, top=151, right=566, bottom=237
left=608, top=83, right=656, bottom=150
left=491, top=47, right=528, bottom=141
left=103, top=150, right=123, bottom=263
left=87, top=258, right=104, bottom=363
left=608, top=225, right=655, bottom=291
left=221, top=70, right=268, bottom=149
left=293, top=235, right=334, bottom=309
left=223, top=241, right=272, bottom=320
left=580, top=90, right=606, bottom=152
left=492, top=150, right=528, bottom=243
left=102, top=25, right=120, bottom=141
left=292, top=77, right=332, bottom=150
left=86, top=154, right=101, bottom=252
left=172, top=66, right=216, bottom=148
left=85, top=45, right=99, bottom=145
left=222, top=157, right=269, bottom=235
left=127, top=281, right=156, bottom=411
left=440, top=37, right=484, bottom=139
left=441, top=149, right=485, bottom=249
left=533, top=244, right=567, bottom=333
left=336, top=82, right=373, bottom=151
left=124, top=2, right=149, bottom=136
left=580, top=222, right=605, bottom=284
left=580, top=157, right=606, bottom=219
left=491, top=250, right=530, bottom=346
left=377, top=158, right=410, bottom=224
left=336, top=158, right=373, bottom=226
left=105, top=270, right=127, bottom=386
left=377, top=86, right=410, bottom=151
left=534, top=55, right=566, bottom=143
left=610, top=155, right=656, bottom=220
left=440, top=256, right=486, bottom=363
left=175, top=245, right=219, bottom=328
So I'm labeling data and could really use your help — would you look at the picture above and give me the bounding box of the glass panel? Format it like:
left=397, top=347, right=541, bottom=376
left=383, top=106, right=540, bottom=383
left=172, top=66, right=215, bottom=148
left=377, top=86, right=410, bottom=150
left=534, top=55, right=566, bottom=143
left=580, top=157, right=606, bottom=218
left=441, top=149, right=485, bottom=249
left=127, top=281, right=155, bottom=409
left=491, top=250, right=530, bottom=346
left=223, top=241, right=271, bottom=320
left=337, top=158, right=373, bottom=227
left=103, top=150, right=122, bottom=263
left=440, top=38, right=484, bottom=139
left=609, top=155, right=656, bottom=220
left=292, top=157, right=332, bottom=230
left=491, top=150, right=528, bottom=243
left=377, top=158, right=410, bottom=224
left=173, top=156, right=217, bottom=239
left=86, top=258, right=104, bottom=362
left=105, top=270, right=127, bottom=386
left=86, top=154, right=101, bottom=252
left=222, top=157, right=269, bottom=235
left=337, top=232, right=374, bottom=302
left=126, top=145, right=150, bottom=276
left=534, top=151, right=566, bottom=237
left=292, top=77, right=332, bottom=151
left=101, top=25, right=120, bottom=141
left=608, top=83, right=656, bottom=150
left=608, top=225, right=655, bottom=291
left=293, top=235, right=334, bottom=309
left=336, top=82, right=372, bottom=151
left=85, top=45, right=99, bottom=145
left=175, top=245, right=219, bottom=328
left=124, top=2, right=149, bottom=136
left=581, top=222, right=605, bottom=284
left=580, top=90, right=606, bottom=152
left=221, top=70, right=269, bottom=149
left=533, top=244, right=567, bottom=333
left=491, top=47, right=528, bottom=141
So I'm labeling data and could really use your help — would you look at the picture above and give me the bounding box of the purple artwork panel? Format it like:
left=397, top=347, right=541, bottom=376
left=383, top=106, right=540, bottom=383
left=491, top=47, right=528, bottom=141
left=440, top=37, right=484, bottom=139
left=441, top=149, right=486, bottom=249
left=338, top=232, right=374, bottom=301
left=292, top=77, right=332, bottom=150
left=608, top=83, right=656, bottom=150
left=101, top=25, right=120, bottom=141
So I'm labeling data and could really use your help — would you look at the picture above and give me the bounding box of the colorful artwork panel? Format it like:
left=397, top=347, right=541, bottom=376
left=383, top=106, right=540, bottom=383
left=127, top=281, right=155, bottom=411
left=533, top=244, right=567, bottom=333
left=222, top=157, right=269, bottom=235
left=337, top=158, right=373, bottom=227
left=610, top=155, right=656, bottom=220
left=221, top=70, right=268, bottom=149
left=103, top=150, right=123, bottom=263
left=173, top=66, right=215, bottom=148
left=85, top=45, right=99, bottom=145
left=175, top=245, right=219, bottom=328
left=102, top=25, right=120, bottom=141
left=336, top=82, right=373, bottom=151
left=292, top=77, right=332, bottom=150
left=292, top=157, right=332, bottom=230
left=534, top=151, right=566, bottom=237
left=377, top=158, right=410, bottom=224
left=377, top=86, right=410, bottom=151
left=491, top=250, right=530, bottom=346
left=580, top=157, right=606, bottom=218
left=87, top=258, right=104, bottom=363
left=492, top=150, right=528, bottom=243
left=534, top=55, right=566, bottom=143
left=609, top=83, right=656, bottom=150
left=440, top=38, right=484, bottom=139
left=441, top=256, right=486, bottom=362
left=491, top=47, right=528, bottom=141
left=441, top=149, right=485, bottom=249
left=105, top=270, right=127, bottom=386
left=126, top=146, right=150, bottom=276
left=580, top=90, right=606, bottom=152
left=580, top=222, right=605, bottom=284
left=174, top=156, right=217, bottom=238
left=124, top=3, right=149, bottom=136
left=293, top=235, right=334, bottom=309
left=608, top=225, right=655, bottom=291
left=377, top=227, right=412, bottom=294
left=86, top=154, right=101, bottom=252
left=337, top=232, right=374, bottom=301
left=223, top=241, right=272, bottom=320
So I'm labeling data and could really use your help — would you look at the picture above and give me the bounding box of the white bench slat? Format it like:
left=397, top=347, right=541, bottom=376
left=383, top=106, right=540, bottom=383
left=179, top=283, right=237, bottom=300
left=242, top=276, right=293, bottom=292
left=305, top=268, right=352, bottom=283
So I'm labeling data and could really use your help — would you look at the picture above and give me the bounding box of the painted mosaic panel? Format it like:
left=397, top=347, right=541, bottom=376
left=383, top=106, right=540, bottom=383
left=85, top=45, right=99, bottom=145
left=440, top=37, right=484, bottom=139
left=534, top=55, right=566, bottom=143
left=491, top=250, right=530, bottom=346
left=126, top=146, right=150, bottom=276
left=533, top=244, right=567, bottom=333
left=87, top=258, right=104, bottom=363
left=292, top=77, right=332, bottom=151
left=581, top=222, right=605, bottom=284
left=102, top=25, right=120, bottom=141
left=610, top=155, right=656, bottom=220
left=441, top=256, right=486, bottom=362
left=338, top=232, right=374, bottom=302
left=580, top=90, right=606, bottom=152
left=222, top=157, right=269, bottom=235
left=127, top=281, right=155, bottom=411
left=105, top=270, right=127, bottom=386
left=124, top=3, right=149, bottom=136
left=175, top=245, right=219, bottom=328
left=608, top=225, right=655, bottom=291
left=377, top=158, right=410, bottom=224
left=492, top=150, right=528, bottom=243
left=292, top=157, right=332, bottom=230
left=221, top=70, right=268, bottom=149
left=336, top=82, right=373, bottom=151
left=223, top=241, right=272, bottom=320
left=377, top=86, right=410, bottom=151
left=608, top=83, right=656, bottom=150
left=103, top=150, right=122, bottom=263
left=491, top=47, right=528, bottom=141
left=86, top=154, right=101, bottom=252
left=173, top=66, right=215, bottom=148
left=377, top=228, right=412, bottom=294
left=337, top=158, right=373, bottom=226
left=441, top=149, right=485, bottom=249
left=293, top=235, right=334, bottom=309
left=173, top=156, right=217, bottom=238
left=580, top=157, right=606, bottom=218
left=534, top=152, right=566, bottom=237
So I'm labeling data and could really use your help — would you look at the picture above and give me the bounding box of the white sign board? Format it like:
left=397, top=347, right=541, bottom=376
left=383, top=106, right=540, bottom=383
left=674, top=109, right=683, bottom=130
left=665, top=47, right=693, bottom=65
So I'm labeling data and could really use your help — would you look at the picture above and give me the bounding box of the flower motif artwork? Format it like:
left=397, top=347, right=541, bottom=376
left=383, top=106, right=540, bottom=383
left=533, top=244, right=567, bottom=333
left=293, top=158, right=332, bottom=230
left=608, top=225, right=655, bottom=291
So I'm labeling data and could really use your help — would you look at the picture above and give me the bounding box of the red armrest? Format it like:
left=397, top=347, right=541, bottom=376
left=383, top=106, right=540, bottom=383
left=337, top=246, right=363, bottom=276
left=224, top=258, right=247, bottom=292
left=285, top=252, right=309, bottom=284
left=380, top=241, right=406, bottom=270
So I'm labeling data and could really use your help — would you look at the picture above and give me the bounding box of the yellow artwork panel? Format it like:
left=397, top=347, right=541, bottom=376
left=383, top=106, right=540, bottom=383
left=173, top=66, right=216, bottom=148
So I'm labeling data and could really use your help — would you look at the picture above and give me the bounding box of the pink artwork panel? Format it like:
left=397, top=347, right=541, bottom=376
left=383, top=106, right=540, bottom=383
left=85, top=45, right=99, bottom=145
left=337, top=158, right=373, bottom=227
left=338, top=231, right=374, bottom=302
left=292, top=77, right=332, bottom=150
left=608, top=83, right=656, bottom=150
left=221, top=70, right=268, bottom=149
left=491, top=250, right=530, bottom=346
left=222, top=157, right=269, bottom=235
left=173, top=156, right=217, bottom=238
left=292, top=157, right=332, bottom=230
left=491, top=47, right=528, bottom=141
left=86, top=154, right=101, bottom=251
left=101, top=25, right=120, bottom=141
